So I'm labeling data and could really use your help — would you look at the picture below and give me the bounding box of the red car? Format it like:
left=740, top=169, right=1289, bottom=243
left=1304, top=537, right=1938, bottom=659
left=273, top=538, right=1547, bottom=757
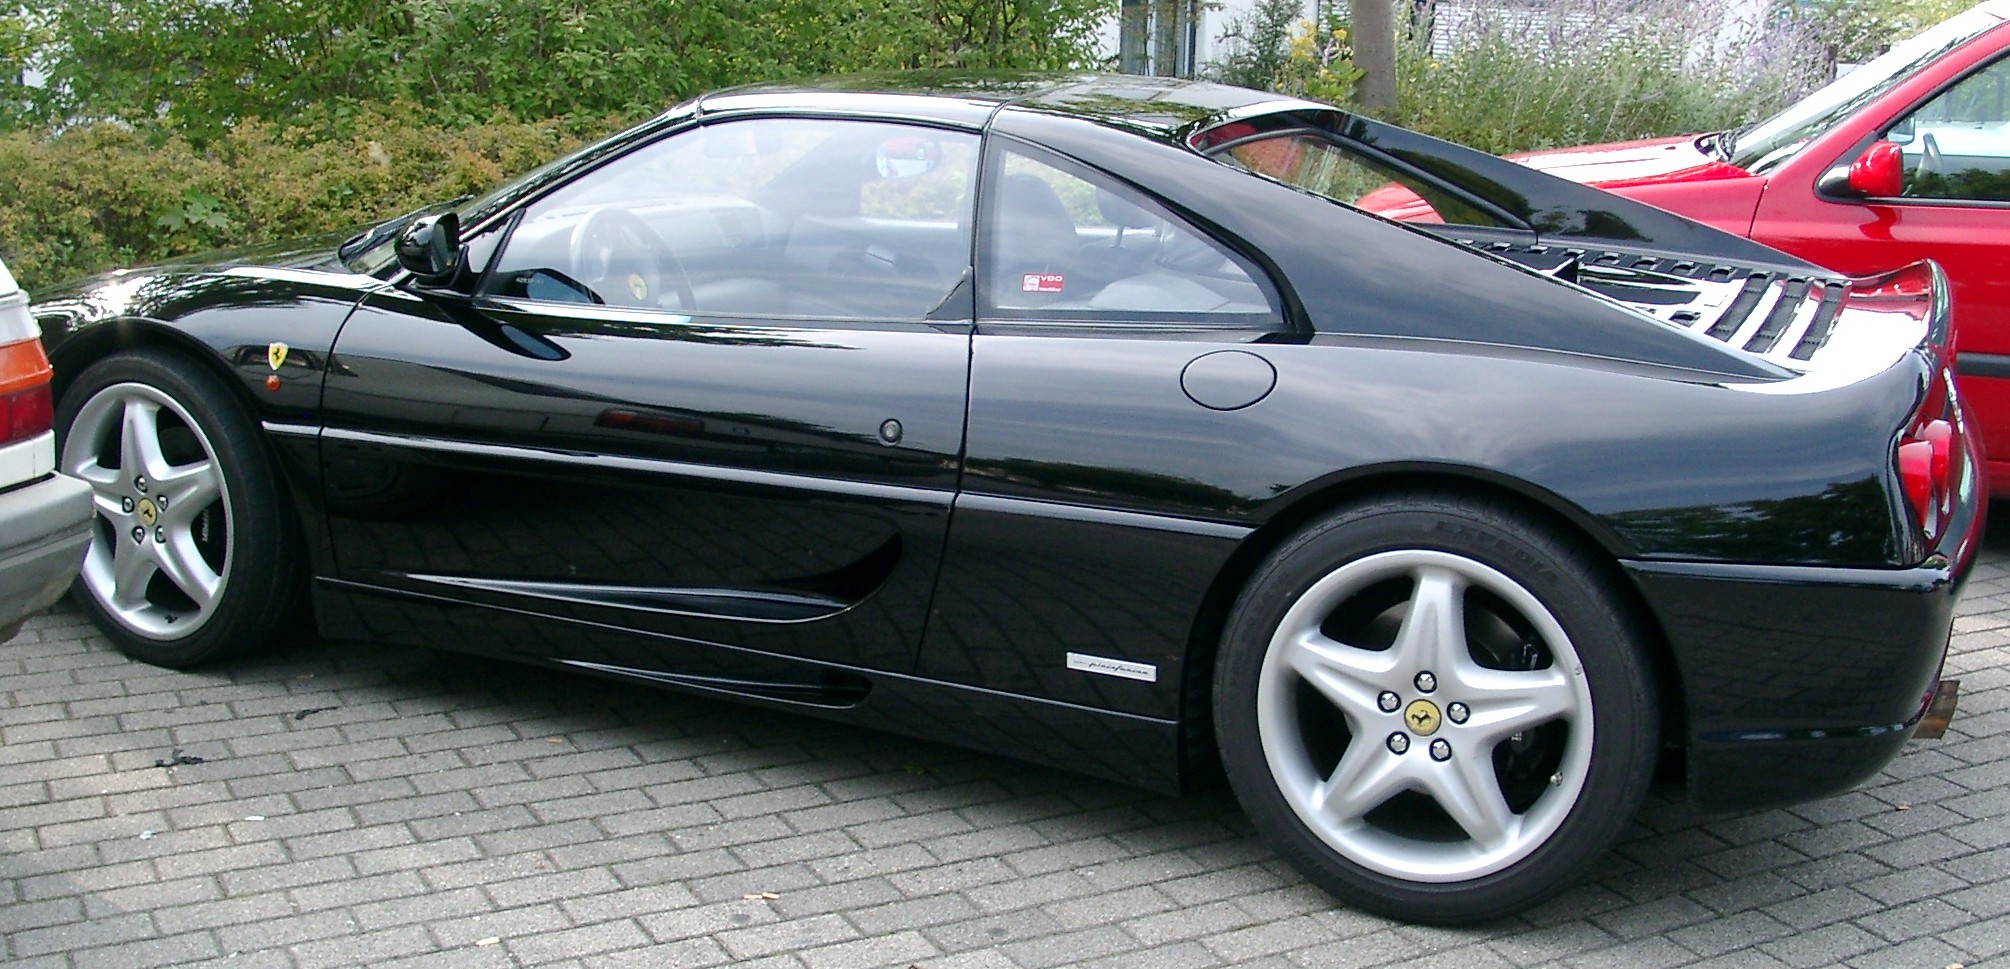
left=1514, top=0, right=2010, bottom=492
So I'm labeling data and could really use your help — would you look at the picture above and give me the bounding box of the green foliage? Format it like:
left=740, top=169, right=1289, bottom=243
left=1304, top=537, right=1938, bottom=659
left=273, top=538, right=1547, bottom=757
left=1208, top=0, right=1306, bottom=90
left=0, top=106, right=619, bottom=292
left=1801, top=0, right=1972, bottom=64
left=1207, top=2, right=1362, bottom=107
left=0, top=8, right=52, bottom=128
left=34, top=0, right=1114, bottom=141
left=1389, top=4, right=1824, bottom=155
left=1275, top=17, right=1363, bottom=107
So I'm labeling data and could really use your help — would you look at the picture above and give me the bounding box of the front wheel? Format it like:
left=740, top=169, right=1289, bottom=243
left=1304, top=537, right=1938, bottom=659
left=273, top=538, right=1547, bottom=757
left=1214, top=494, right=1658, bottom=924
left=56, top=349, right=303, bottom=667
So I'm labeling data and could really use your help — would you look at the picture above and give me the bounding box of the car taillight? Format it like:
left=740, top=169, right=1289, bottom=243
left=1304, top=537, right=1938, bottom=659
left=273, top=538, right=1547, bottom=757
left=0, top=337, right=54, bottom=448
left=1897, top=371, right=1963, bottom=547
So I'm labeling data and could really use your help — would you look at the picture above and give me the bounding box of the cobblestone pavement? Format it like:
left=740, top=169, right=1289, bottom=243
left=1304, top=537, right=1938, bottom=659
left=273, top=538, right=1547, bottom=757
left=4, top=531, right=2009, bottom=969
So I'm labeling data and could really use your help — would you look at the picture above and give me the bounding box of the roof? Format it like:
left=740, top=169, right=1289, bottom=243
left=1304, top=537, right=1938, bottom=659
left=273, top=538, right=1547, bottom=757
left=694, top=73, right=1329, bottom=145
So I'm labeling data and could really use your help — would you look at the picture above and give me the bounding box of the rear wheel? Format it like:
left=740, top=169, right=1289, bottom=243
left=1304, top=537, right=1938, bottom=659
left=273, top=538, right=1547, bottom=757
left=56, top=350, right=302, bottom=667
left=1214, top=494, right=1657, bottom=923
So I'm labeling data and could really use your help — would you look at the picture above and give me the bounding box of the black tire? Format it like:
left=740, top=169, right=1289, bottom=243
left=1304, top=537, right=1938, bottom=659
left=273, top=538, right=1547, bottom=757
left=1213, top=492, right=1658, bottom=924
left=54, top=349, right=304, bottom=667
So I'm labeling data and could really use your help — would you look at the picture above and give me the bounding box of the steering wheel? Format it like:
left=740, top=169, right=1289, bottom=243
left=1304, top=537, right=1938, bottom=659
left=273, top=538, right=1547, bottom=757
left=566, top=206, right=696, bottom=311
left=1919, top=132, right=1945, bottom=179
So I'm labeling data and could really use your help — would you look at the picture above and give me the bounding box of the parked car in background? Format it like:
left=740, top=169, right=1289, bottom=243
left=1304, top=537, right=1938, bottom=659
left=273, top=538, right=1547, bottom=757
left=1510, top=0, right=2010, bottom=492
left=0, top=256, right=92, bottom=642
left=31, top=76, right=1978, bottom=923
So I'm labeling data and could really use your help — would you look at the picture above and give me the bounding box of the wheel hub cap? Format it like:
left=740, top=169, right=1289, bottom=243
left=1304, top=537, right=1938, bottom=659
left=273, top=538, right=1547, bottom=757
left=61, top=382, right=233, bottom=639
left=1254, top=549, right=1595, bottom=883
left=1403, top=698, right=1442, bottom=735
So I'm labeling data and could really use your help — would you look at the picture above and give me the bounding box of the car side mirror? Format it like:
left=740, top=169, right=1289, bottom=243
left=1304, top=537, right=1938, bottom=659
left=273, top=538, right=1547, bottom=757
left=1820, top=141, right=1905, bottom=198
left=395, top=213, right=464, bottom=285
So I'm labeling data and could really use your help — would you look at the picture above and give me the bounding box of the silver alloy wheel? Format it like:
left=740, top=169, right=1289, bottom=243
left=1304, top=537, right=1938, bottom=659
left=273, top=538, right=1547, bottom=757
left=1256, top=549, right=1595, bottom=883
left=61, top=382, right=232, bottom=638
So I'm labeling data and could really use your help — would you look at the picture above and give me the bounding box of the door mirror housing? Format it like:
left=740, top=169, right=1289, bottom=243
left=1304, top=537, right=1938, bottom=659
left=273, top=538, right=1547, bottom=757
left=395, top=213, right=464, bottom=284
left=1821, top=141, right=1905, bottom=198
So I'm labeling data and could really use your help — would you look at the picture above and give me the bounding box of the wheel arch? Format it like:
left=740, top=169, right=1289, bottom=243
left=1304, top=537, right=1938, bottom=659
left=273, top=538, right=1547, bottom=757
left=47, top=316, right=259, bottom=418
left=1177, top=466, right=1686, bottom=787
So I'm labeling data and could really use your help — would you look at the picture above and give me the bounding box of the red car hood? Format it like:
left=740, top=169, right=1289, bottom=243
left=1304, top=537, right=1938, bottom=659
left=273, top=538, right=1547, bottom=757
left=1512, top=135, right=1750, bottom=188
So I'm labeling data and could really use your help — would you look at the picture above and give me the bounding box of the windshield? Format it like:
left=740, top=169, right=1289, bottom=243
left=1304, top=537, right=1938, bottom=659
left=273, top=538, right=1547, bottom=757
left=1730, top=5, right=2007, bottom=172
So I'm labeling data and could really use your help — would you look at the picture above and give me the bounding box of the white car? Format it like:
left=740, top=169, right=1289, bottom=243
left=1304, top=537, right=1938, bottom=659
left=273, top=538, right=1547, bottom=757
left=0, top=257, right=91, bottom=642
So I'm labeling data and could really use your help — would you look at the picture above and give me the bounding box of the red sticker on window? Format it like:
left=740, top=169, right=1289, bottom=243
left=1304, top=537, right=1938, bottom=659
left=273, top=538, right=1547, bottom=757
left=1021, top=273, right=1065, bottom=293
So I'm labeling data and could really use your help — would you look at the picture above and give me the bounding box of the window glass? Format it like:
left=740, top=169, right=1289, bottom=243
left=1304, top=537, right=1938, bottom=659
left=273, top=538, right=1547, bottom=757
left=984, top=145, right=1280, bottom=321
left=487, top=118, right=978, bottom=320
left=1729, top=5, right=2003, bottom=173
left=1215, top=132, right=1508, bottom=226
left=1892, top=56, right=2010, bottom=201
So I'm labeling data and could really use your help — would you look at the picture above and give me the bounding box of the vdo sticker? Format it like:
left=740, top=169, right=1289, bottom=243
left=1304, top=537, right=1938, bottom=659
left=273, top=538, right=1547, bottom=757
left=1021, top=273, right=1065, bottom=294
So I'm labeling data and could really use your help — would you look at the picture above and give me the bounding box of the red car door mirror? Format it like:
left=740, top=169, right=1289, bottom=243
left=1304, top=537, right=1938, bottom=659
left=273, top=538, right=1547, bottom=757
left=1823, top=141, right=1906, bottom=198
left=1851, top=141, right=1906, bottom=197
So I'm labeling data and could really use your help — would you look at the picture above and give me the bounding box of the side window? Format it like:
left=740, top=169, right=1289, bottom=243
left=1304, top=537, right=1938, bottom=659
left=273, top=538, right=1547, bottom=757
left=486, top=118, right=979, bottom=320
left=1892, top=56, right=2010, bottom=201
left=982, top=144, right=1282, bottom=324
left=1217, top=132, right=1507, bottom=227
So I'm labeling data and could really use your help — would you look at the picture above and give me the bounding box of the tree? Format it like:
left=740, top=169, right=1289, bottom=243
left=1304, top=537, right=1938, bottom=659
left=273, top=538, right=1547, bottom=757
left=1350, top=0, right=1395, bottom=113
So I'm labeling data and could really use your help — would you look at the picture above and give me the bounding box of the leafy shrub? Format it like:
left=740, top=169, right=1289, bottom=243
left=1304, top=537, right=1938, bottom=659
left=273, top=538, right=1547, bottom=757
left=0, top=105, right=620, bottom=292
left=36, top=0, right=1113, bottom=142
left=1210, top=1, right=1361, bottom=105
left=1389, top=0, right=1829, bottom=154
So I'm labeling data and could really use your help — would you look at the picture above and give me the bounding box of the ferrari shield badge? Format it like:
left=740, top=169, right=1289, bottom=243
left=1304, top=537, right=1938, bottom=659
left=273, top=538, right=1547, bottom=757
left=1403, top=699, right=1442, bottom=736
left=266, top=342, right=289, bottom=371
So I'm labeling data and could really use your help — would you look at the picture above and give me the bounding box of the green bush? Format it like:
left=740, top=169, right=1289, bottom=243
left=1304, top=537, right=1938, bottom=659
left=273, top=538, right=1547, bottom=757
left=1387, top=1, right=1826, bottom=155
left=37, top=0, right=1112, bottom=142
left=0, top=106, right=620, bottom=292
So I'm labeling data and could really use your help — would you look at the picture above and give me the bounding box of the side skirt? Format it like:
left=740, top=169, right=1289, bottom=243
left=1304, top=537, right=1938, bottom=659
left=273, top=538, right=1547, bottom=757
left=312, top=578, right=1184, bottom=793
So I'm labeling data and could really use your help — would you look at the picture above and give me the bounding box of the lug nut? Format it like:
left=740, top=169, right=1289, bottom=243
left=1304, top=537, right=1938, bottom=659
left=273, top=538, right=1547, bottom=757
left=1386, top=733, right=1410, bottom=754
left=121, top=496, right=135, bottom=513
left=1377, top=691, right=1400, bottom=713
left=133, top=476, right=148, bottom=493
left=155, top=495, right=168, bottom=510
left=1415, top=671, right=1437, bottom=693
left=1430, top=738, right=1452, bottom=761
left=130, top=526, right=145, bottom=544
left=1447, top=702, right=1469, bottom=724
left=154, top=527, right=166, bottom=544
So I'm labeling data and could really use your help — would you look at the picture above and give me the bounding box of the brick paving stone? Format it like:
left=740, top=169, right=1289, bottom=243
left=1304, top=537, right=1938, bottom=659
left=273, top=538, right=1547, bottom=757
left=9, top=525, right=2010, bottom=968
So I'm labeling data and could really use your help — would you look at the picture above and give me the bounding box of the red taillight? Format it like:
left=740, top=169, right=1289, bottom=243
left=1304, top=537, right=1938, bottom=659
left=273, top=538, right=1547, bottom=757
left=1897, top=378, right=1961, bottom=547
left=0, top=338, right=54, bottom=447
left=1, top=382, right=53, bottom=446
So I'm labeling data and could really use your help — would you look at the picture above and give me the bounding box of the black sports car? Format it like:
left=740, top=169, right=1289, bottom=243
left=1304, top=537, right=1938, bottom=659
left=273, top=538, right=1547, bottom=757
left=30, top=75, right=1980, bottom=923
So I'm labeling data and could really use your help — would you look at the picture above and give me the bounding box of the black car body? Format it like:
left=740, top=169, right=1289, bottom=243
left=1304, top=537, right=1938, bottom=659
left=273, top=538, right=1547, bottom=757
left=30, top=75, right=1981, bottom=922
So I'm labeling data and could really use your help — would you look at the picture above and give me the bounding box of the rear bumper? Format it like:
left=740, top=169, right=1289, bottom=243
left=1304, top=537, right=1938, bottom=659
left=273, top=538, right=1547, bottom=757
left=0, top=470, right=93, bottom=641
left=1621, top=468, right=1981, bottom=812
left=1625, top=556, right=1968, bottom=811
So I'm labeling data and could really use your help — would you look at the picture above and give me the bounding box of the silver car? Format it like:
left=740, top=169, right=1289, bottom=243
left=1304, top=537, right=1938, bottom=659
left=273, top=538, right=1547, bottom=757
left=0, top=257, right=91, bottom=642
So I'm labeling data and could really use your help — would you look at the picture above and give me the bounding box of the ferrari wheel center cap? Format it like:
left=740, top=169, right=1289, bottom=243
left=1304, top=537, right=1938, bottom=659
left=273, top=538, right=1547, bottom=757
left=136, top=498, right=159, bottom=528
left=1403, top=699, right=1443, bottom=736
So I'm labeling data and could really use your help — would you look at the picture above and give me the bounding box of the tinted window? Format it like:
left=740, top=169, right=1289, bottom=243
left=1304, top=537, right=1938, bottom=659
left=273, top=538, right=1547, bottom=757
left=1215, top=131, right=1510, bottom=227
left=983, top=144, right=1281, bottom=323
left=487, top=118, right=978, bottom=320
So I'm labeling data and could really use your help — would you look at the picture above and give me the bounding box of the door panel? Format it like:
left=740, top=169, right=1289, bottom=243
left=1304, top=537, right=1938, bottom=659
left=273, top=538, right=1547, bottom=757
left=320, top=289, right=968, bottom=673
left=321, top=115, right=979, bottom=674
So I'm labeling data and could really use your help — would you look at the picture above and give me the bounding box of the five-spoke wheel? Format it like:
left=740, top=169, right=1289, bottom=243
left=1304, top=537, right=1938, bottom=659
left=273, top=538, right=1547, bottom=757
left=56, top=350, right=302, bottom=667
left=1216, top=495, right=1657, bottom=923
left=64, top=382, right=231, bottom=638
